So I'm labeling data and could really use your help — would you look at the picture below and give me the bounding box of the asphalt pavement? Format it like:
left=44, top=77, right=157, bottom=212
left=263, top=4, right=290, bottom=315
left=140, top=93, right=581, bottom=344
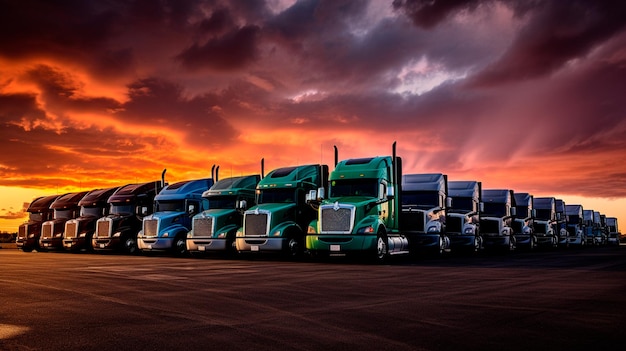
left=1, top=245, right=625, bottom=350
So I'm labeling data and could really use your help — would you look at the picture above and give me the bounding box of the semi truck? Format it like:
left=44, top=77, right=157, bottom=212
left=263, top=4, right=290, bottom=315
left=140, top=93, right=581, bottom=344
left=93, top=180, right=164, bottom=254
left=237, top=163, right=329, bottom=257
left=532, top=197, right=558, bottom=248
left=187, top=174, right=260, bottom=255
left=62, top=187, right=119, bottom=252
left=400, top=173, right=451, bottom=254
left=137, top=176, right=214, bottom=256
left=446, top=181, right=482, bottom=252
left=306, top=144, right=408, bottom=261
left=480, top=189, right=517, bottom=251
left=555, top=199, right=569, bottom=247
left=16, top=195, right=60, bottom=252
left=39, top=191, right=90, bottom=250
left=565, top=204, right=585, bottom=247
left=512, top=192, right=535, bottom=250
left=605, top=217, right=620, bottom=245
left=583, top=209, right=595, bottom=245
left=593, top=211, right=606, bottom=245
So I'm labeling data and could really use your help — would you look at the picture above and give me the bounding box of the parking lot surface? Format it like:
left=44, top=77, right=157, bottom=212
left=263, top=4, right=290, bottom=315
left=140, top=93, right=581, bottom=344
left=1, top=246, right=625, bottom=350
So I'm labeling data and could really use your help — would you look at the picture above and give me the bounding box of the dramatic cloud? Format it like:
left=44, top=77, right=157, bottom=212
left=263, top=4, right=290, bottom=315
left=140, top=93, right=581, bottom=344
left=0, top=0, right=625, bottom=229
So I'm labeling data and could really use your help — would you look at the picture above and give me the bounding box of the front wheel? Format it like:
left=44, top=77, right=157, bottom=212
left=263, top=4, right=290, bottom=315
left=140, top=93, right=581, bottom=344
left=123, top=236, right=138, bottom=255
left=375, top=232, right=388, bottom=264
left=173, top=236, right=188, bottom=256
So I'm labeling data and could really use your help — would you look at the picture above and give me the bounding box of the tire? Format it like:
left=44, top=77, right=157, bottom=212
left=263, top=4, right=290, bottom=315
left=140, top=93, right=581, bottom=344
left=287, top=237, right=302, bottom=258
left=473, top=237, right=480, bottom=252
left=375, top=231, right=388, bottom=263
left=508, top=236, right=516, bottom=251
left=173, top=235, right=188, bottom=256
left=123, top=236, right=137, bottom=255
left=21, top=247, right=33, bottom=253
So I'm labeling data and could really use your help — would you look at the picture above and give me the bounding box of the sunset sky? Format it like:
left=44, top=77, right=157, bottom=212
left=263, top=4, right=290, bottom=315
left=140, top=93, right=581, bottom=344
left=1, top=0, right=625, bottom=232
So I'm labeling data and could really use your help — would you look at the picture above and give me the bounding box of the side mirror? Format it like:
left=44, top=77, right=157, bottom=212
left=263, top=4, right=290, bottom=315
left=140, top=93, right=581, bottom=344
left=532, top=209, right=536, bottom=217
left=446, top=197, right=452, bottom=209
left=510, top=207, right=517, bottom=217
left=317, top=187, right=325, bottom=200
left=306, top=190, right=317, bottom=202
left=386, top=186, right=395, bottom=199
left=141, top=207, right=148, bottom=216
left=557, top=212, right=562, bottom=221
left=187, top=204, right=196, bottom=215
left=237, top=200, right=248, bottom=210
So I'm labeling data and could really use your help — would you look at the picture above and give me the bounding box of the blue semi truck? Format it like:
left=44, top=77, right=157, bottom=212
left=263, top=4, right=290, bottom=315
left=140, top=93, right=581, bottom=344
left=137, top=175, right=214, bottom=256
left=446, top=181, right=482, bottom=252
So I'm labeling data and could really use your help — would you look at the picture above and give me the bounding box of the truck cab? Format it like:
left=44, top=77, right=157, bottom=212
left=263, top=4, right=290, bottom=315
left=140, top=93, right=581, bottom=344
left=446, top=181, right=482, bottom=252
left=62, top=187, right=119, bottom=252
left=555, top=199, right=569, bottom=247
left=605, top=217, right=620, bottom=246
left=401, top=173, right=450, bottom=254
left=480, top=189, right=516, bottom=251
left=237, top=164, right=328, bottom=257
left=93, top=181, right=163, bottom=254
left=138, top=178, right=213, bottom=256
left=306, top=155, right=408, bottom=262
left=565, top=205, right=585, bottom=247
left=40, top=191, right=89, bottom=250
left=583, top=210, right=595, bottom=245
left=187, top=175, right=260, bottom=255
left=532, top=197, right=558, bottom=248
left=592, top=211, right=606, bottom=245
left=513, top=192, right=535, bottom=250
left=16, top=195, right=59, bottom=252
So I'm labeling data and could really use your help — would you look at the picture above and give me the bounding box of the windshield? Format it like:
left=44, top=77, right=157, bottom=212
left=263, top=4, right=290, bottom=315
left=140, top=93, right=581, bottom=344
left=110, top=204, right=133, bottom=215
left=28, top=213, right=44, bottom=222
left=535, top=209, right=552, bottom=221
left=450, top=197, right=473, bottom=212
left=483, top=203, right=507, bottom=217
left=258, top=189, right=296, bottom=204
left=402, top=191, right=439, bottom=208
left=53, top=209, right=73, bottom=220
left=568, top=215, right=580, bottom=224
left=205, top=195, right=237, bottom=209
left=80, top=207, right=102, bottom=217
left=156, top=200, right=185, bottom=212
left=330, top=179, right=378, bottom=198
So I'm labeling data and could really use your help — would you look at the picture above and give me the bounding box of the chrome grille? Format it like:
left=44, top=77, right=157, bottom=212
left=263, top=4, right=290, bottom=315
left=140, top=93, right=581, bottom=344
left=143, top=218, right=158, bottom=237
left=480, top=219, right=500, bottom=234
left=193, top=217, right=213, bottom=237
left=244, top=213, right=268, bottom=236
left=65, top=221, right=78, bottom=239
left=96, top=219, right=111, bottom=238
left=446, top=216, right=463, bottom=234
left=321, top=207, right=353, bottom=232
left=41, top=223, right=53, bottom=239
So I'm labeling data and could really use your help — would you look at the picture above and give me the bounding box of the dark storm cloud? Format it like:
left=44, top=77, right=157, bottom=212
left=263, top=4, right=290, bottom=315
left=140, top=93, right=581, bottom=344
left=120, top=77, right=239, bottom=145
left=25, top=65, right=121, bottom=113
left=177, top=25, right=262, bottom=71
left=472, top=0, right=626, bottom=85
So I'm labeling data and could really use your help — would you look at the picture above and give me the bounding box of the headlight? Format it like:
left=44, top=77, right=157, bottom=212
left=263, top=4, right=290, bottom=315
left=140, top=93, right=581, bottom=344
left=217, top=232, right=227, bottom=238
left=464, top=227, right=475, bottom=234
left=113, top=231, right=121, bottom=237
left=501, top=229, right=508, bottom=235
left=55, top=233, right=62, bottom=237
left=187, top=232, right=193, bottom=238
left=272, top=230, right=281, bottom=237
left=307, top=225, right=316, bottom=234
left=523, top=227, right=531, bottom=234
left=357, top=226, right=375, bottom=234
left=162, top=232, right=169, bottom=238
left=427, top=226, right=439, bottom=233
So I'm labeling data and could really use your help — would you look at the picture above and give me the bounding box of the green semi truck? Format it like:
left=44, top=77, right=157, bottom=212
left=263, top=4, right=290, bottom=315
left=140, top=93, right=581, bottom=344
left=306, top=143, right=409, bottom=262
left=236, top=163, right=328, bottom=257
left=187, top=174, right=260, bottom=255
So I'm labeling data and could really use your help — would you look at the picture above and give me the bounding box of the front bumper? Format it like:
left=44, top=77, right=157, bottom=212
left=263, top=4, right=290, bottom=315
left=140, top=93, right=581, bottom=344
left=187, top=237, right=229, bottom=252
left=137, top=237, right=175, bottom=251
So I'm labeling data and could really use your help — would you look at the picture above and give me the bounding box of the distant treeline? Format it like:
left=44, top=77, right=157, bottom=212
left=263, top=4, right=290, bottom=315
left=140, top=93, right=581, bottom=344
left=0, top=232, right=17, bottom=242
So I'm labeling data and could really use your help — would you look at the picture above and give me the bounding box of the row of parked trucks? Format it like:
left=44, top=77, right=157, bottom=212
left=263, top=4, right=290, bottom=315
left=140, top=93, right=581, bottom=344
left=16, top=144, right=622, bottom=261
